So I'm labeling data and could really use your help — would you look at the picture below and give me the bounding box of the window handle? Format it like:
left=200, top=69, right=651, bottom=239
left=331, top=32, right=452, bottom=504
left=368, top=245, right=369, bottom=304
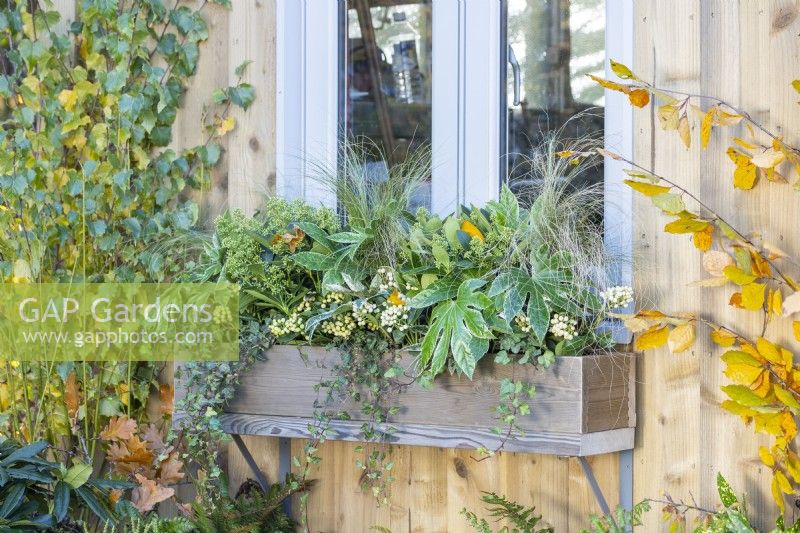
left=508, top=44, right=521, bottom=106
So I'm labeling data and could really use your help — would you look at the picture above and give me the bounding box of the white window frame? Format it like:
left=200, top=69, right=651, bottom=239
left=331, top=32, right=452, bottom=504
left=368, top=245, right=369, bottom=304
left=275, top=2, right=633, bottom=296
left=276, top=0, right=502, bottom=214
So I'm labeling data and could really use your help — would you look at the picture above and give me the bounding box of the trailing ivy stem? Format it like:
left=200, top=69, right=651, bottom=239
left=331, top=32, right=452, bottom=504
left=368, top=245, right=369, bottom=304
left=619, top=155, right=793, bottom=286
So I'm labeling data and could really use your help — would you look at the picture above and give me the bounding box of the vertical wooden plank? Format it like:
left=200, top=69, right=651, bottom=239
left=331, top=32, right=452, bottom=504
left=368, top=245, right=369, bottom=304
left=223, top=436, right=281, bottom=496
left=51, top=0, right=76, bottom=34
left=568, top=454, right=620, bottom=531
left=227, top=0, right=277, bottom=214
left=173, top=1, right=231, bottom=224
left=632, top=1, right=704, bottom=530
left=408, top=446, right=448, bottom=532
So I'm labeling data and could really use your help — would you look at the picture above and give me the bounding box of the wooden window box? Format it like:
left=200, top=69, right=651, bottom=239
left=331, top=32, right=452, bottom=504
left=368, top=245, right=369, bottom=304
left=218, top=346, right=636, bottom=457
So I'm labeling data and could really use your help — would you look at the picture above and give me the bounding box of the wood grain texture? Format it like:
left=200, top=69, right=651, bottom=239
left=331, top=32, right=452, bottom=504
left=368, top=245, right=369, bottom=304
left=227, top=345, right=635, bottom=439
left=220, top=414, right=634, bottom=456
left=633, top=1, right=800, bottom=529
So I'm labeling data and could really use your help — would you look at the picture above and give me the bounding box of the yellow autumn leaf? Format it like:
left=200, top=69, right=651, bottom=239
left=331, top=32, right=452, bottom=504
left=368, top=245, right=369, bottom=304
left=794, top=321, right=800, bottom=342
left=750, top=148, right=786, bottom=169
left=733, top=163, right=757, bottom=190
left=622, top=316, right=650, bottom=333
left=460, top=220, right=484, bottom=242
left=677, top=115, right=691, bottom=149
left=58, top=89, right=78, bottom=112
left=722, top=265, right=756, bottom=285
left=657, top=104, right=680, bottom=130
left=741, top=282, right=766, bottom=311
left=587, top=74, right=630, bottom=94
left=664, top=218, right=709, bottom=234
left=387, top=289, right=406, bottom=307
left=634, top=325, right=669, bottom=351
left=667, top=323, right=695, bottom=353
left=782, top=291, right=800, bottom=316
left=714, top=109, right=743, bottom=126
left=610, top=59, right=637, bottom=80
left=215, top=116, right=236, bottom=136
left=711, top=329, right=738, bottom=347
left=769, top=289, right=783, bottom=317
left=628, top=89, right=650, bottom=108
left=776, top=471, right=793, bottom=495
left=733, top=137, right=759, bottom=150
left=793, top=80, right=800, bottom=94
left=703, top=251, right=735, bottom=277
left=760, top=446, right=776, bottom=467
left=772, top=475, right=786, bottom=514
left=724, top=363, right=764, bottom=386
left=700, top=107, right=716, bottom=149
left=623, top=180, right=670, bottom=197
left=693, top=225, right=713, bottom=251
left=774, top=387, right=800, bottom=411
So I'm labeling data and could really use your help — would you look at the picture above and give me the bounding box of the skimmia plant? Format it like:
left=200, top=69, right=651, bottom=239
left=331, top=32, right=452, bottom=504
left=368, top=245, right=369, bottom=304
left=587, top=61, right=800, bottom=518
left=186, top=136, right=632, bottom=506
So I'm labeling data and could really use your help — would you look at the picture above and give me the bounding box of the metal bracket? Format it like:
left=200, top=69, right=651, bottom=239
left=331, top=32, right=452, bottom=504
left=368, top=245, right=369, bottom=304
left=230, top=434, right=294, bottom=517
left=578, top=456, right=612, bottom=517
left=231, top=433, right=270, bottom=492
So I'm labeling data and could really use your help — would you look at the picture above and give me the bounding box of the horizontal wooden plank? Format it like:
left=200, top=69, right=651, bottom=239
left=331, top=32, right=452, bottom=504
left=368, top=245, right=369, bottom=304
left=227, top=346, right=635, bottom=435
left=219, top=413, right=634, bottom=456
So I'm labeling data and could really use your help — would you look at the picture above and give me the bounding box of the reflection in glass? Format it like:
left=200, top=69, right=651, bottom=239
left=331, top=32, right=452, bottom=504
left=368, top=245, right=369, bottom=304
left=343, top=0, right=432, bottom=209
left=506, top=0, right=605, bottom=191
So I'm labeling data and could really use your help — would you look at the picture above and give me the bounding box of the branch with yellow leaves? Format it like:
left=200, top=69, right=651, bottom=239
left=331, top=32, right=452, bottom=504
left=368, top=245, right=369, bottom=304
left=621, top=307, right=800, bottom=512
left=593, top=60, right=800, bottom=190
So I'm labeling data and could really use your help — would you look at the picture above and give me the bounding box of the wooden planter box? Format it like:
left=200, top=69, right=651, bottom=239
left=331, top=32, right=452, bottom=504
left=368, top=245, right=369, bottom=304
left=219, top=346, right=636, bottom=456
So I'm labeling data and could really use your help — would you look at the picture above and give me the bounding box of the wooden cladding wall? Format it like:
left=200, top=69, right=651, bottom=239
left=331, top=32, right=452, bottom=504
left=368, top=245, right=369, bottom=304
left=633, top=1, right=800, bottom=531
left=171, top=2, right=620, bottom=531
left=53, top=0, right=800, bottom=530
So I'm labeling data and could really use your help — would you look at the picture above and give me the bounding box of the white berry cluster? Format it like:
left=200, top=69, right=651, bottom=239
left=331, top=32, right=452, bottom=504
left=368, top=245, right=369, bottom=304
left=269, top=313, right=305, bottom=337
left=376, top=267, right=399, bottom=291
left=320, top=292, right=345, bottom=309
left=600, top=285, right=634, bottom=309
left=380, top=303, right=409, bottom=333
left=320, top=313, right=357, bottom=338
left=352, top=300, right=379, bottom=331
left=549, top=313, right=578, bottom=340
left=295, top=297, right=314, bottom=313
left=514, top=314, right=532, bottom=333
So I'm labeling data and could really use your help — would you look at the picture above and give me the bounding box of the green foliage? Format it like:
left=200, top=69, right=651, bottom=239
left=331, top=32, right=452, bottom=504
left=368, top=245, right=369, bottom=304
left=659, top=473, right=800, bottom=533
left=0, top=0, right=248, bottom=283
left=0, top=439, right=129, bottom=530
left=582, top=502, right=650, bottom=533
left=461, top=491, right=553, bottom=533
left=188, top=139, right=625, bottom=504
left=187, top=478, right=300, bottom=533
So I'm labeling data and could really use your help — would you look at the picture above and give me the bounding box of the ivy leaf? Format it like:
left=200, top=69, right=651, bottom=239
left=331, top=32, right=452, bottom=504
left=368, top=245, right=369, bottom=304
left=419, top=279, right=492, bottom=379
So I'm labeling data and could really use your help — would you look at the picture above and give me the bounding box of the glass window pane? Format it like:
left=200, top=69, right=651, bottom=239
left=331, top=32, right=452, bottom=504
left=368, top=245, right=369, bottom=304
left=343, top=0, right=433, bottom=210
left=506, top=0, right=605, bottom=191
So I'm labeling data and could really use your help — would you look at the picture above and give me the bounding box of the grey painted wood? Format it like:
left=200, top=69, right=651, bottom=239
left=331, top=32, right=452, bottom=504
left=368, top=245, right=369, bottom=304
left=219, top=413, right=635, bottom=456
left=175, top=346, right=636, bottom=455
left=226, top=346, right=635, bottom=435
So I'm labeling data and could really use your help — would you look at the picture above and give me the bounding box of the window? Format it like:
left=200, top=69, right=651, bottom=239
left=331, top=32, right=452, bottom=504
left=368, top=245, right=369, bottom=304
left=504, top=0, right=606, bottom=192
left=342, top=0, right=433, bottom=209
left=275, top=1, right=632, bottom=261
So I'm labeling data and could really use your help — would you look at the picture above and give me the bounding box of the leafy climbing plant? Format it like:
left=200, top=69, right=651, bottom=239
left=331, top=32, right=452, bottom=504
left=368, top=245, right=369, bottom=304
left=588, top=61, right=800, bottom=516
